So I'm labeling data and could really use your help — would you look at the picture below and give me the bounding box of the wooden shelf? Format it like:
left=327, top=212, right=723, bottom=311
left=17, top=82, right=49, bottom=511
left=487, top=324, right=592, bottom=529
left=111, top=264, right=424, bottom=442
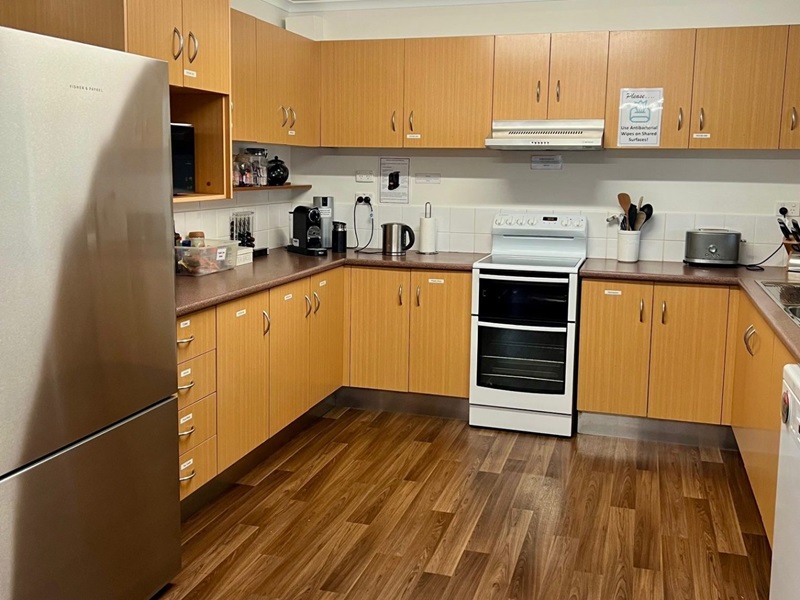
left=232, top=184, right=312, bottom=192
left=173, top=193, right=228, bottom=204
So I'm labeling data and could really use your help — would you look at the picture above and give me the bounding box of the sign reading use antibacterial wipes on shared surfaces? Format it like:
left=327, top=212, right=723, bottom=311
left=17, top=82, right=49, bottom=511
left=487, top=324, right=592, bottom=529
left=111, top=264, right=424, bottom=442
left=617, top=88, right=664, bottom=147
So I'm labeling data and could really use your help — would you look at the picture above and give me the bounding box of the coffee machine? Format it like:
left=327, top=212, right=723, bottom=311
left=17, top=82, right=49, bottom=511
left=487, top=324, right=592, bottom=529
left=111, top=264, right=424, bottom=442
left=287, top=206, right=327, bottom=256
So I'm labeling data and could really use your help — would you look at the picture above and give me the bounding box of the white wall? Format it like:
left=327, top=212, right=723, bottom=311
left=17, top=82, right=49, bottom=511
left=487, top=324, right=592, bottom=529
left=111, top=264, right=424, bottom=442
left=310, top=0, right=800, bottom=40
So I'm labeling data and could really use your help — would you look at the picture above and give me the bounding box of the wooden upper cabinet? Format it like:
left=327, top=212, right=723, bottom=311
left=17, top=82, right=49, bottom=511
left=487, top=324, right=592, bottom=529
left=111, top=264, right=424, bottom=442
left=493, top=34, right=551, bottom=121
left=127, top=0, right=184, bottom=86
left=181, top=0, right=230, bottom=94
left=350, top=267, right=411, bottom=392
left=216, top=291, right=270, bottom=471
left=781, top=25, right=800, bottom=149
left=269, top=278, right=312, bottom=436
left=648, top=284, right=730, bottom=424
left=547, top=31, right=609, bottom=120
left=404, top=36, right=495, bottom=148
left=230, top=10, right=258, bottom=142
left=256, top=21, right=320, bottom=146
left=690, top=26, right=789, bottom=149
left=605, top=29, right=697, bottom=149
left=409, top=271, right=472, bottom=398
left=577, top=281, right=654, bottom=417
left=321, top=40, right=405, bottom=148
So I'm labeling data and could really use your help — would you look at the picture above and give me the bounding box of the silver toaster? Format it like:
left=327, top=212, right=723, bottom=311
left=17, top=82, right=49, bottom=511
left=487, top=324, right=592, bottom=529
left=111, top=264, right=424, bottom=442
left=684, top=228, right=741, bottom=266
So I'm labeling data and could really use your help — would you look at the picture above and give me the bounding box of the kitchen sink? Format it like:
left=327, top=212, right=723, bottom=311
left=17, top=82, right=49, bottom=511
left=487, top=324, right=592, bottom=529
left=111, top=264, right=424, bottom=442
left=758, top=281, right=800, bottom=325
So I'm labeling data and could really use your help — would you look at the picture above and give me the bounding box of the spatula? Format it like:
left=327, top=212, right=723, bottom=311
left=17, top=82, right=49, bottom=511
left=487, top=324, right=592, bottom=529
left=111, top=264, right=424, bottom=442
left=618, top=193, right=632, bottom=217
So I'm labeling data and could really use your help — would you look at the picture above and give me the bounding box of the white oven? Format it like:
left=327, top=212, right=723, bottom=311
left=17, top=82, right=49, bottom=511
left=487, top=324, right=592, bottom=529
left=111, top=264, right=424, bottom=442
left=468, top=212, right=586, bottom=437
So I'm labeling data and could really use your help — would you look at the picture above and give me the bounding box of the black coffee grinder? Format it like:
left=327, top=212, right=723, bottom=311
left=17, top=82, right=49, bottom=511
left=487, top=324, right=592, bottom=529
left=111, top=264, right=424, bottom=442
left=286, top=206, right=328, bottom=256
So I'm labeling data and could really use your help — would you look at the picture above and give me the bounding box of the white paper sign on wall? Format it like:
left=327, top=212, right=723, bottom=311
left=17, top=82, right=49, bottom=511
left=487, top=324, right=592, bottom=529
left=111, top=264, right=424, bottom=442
left=380, top=157, right=410, bottom=204
left=617, top=88, right=664, bottom=147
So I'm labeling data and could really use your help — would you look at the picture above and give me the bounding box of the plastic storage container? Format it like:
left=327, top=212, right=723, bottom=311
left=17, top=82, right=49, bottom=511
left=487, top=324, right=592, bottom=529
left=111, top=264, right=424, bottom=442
left=175, top=239, right=238, bottom=276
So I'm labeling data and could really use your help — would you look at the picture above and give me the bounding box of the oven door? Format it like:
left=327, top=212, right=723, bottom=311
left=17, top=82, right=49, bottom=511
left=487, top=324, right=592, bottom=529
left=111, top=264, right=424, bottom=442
left=473, top=271, right=577, bottom=326
left=469, top=318, right=575, bottom=414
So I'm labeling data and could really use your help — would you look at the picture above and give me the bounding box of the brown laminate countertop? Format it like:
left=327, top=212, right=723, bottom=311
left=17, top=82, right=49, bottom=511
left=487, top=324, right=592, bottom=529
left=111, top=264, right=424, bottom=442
left=175, top=247, right=486, bottom=317
left=581, top=258, right=800, bottom=362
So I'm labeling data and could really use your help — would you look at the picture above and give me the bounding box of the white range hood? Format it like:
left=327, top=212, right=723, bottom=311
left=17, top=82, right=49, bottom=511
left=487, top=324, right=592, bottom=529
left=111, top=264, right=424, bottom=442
left=485, top=119, right=605, bottom=150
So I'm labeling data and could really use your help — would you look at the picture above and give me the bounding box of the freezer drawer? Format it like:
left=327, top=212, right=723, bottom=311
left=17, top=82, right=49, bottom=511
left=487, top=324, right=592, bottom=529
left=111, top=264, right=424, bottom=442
left=0, top=399, right=180, bottom=600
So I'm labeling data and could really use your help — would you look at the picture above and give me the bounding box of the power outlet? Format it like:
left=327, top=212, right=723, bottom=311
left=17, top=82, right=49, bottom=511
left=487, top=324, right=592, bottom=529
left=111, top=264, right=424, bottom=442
left=776, top=201, right=800, bottom=217
left=355, top=193, right=374, bottom=205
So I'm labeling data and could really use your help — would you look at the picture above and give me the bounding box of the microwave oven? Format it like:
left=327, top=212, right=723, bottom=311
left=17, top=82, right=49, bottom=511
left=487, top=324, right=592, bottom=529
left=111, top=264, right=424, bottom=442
left=171, top=123, right=195, bottom=195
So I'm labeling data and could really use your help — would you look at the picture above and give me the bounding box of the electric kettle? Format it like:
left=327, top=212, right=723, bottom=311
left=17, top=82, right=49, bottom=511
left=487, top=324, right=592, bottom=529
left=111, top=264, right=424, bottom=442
left=381, top=223, right=415, bottom=256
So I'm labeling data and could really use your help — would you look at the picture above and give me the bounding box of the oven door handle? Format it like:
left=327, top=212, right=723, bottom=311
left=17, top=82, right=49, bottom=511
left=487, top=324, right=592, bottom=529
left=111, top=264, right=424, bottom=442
left=477, top=321, right=567, bottom=333
left=478, top=274, right=567, bottom=284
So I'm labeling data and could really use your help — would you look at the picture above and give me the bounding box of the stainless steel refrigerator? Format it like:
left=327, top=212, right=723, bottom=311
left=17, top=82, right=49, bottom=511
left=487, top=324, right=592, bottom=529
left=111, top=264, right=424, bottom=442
left=0, top=26, right=180, bottom=599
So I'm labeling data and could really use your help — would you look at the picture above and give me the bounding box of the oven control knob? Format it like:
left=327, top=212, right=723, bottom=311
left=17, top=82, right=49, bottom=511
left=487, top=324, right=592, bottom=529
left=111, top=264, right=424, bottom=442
left=516, top=218, right=524, bottom=225
left=561, top=220, right=569, bottom=227
left=505, top=218, right=514, bottom=225
left=495, top=217, right=502, bottom=225
left=527, top=218, right=535, bottom=225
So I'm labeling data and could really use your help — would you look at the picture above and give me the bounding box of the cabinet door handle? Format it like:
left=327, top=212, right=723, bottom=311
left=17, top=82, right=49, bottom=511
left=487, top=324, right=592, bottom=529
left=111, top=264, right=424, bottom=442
left=536, top=80, right=541, bottom=103
left=172, top=27, right=184, bottom=60
left=661, top=301, right=666, bottom=325
left=409, top=111, right=414, bottom=133
left=188, top=31, right=198, bottom=63
left=289, top=107, right=297, bottom=129
left=398, top=285, right=403, bottom=306
left=699, top=107, right=705, bottom=131
left=178, top=426, right=195, bottom=438
left=177, top=380, right=195, bottom=391
left=678, top=107, right=683, bottom=131
left=416, top=286, right=421, bottom=307
left=744, top=325, right=756, bottom=356
left=639, top=299, right=644, bottom=323
left=313, top=292, right=321, bottom=314
left=304, top=295, right=312, bottom=318
left=556, top=79, right=561, bottom=102
left=280, top=105, right=288, bottom=127
left=179, top=470, right=196, bottom=482
left=262, top=310, right=271, bottom=335
left=792, top=107, right=797, bottom=131
left=392, top=110, right=396, bottom=132
left=176, top=335, right=195, bottom=345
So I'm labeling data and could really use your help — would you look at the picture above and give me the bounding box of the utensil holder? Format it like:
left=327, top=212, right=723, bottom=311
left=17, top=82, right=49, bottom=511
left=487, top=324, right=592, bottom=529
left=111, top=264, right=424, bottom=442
left=617, top=230, right=642, bottom=263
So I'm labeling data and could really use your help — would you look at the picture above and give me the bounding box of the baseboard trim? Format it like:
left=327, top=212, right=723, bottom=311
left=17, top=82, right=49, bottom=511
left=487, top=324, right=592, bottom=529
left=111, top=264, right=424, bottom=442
left=333, top=387, right=468, bottom=420
left=578, top=411, right=738, bottom=450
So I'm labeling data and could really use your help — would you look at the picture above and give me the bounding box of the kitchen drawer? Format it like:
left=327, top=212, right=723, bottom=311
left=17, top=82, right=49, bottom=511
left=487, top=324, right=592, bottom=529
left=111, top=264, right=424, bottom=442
left=178, top=393, right=217, bottom=455
left=176, top=308, right=216, bottom=363
left=179, top=435, right=217, bottom=500
left=177, top=350, right=217, bottom=410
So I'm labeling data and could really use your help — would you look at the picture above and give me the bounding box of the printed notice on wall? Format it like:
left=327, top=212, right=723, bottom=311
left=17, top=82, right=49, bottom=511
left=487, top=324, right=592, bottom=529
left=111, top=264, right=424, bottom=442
left=617, top=88, right=664, bottom=147
left=380, top=157, right=410, bottom=204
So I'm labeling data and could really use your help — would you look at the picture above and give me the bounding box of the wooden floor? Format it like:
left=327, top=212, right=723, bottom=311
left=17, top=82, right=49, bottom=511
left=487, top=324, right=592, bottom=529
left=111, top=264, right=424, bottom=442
left=158, top=408, right=772, bottom=600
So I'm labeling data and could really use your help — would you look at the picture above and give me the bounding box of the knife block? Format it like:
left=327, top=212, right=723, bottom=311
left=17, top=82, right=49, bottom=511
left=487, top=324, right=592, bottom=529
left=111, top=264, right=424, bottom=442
left=784, top=242, right=800, bottom=272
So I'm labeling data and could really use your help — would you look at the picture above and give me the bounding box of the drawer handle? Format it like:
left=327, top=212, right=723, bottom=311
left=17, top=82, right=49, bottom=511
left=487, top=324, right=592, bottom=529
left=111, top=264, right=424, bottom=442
left=313, top=291, right=321, bottom=314
left=280, top=105, right=289, bottom=128
left=304, top=295, right=312, bottom=318
left=177, top=380, right=195, bottom=391
left=179, top=470, right=196, bottom=482
left=556, top=79, right=561, bottom=102
left=678, top=107, right=683, bottom=131
left=263, top=310, right=271, bottom=335
left=409, top=111, right=414, bottom=133
left=188, top=31, right=198, bottom=63
left=744, top=325, right=757, bottom=356
left=536, top=80, right=541, bottom=103
left=392, top=110, right=396, bottom=132
left=172, top=27, right=184, bottom=60
left=661, top=301, right=666, bottom=325
left=699, top=107, right=705, bottom=131
left=178, top=426, right=195, bottom=437
left=289, top=107, right=297, bottom=129
left=639, top=298, right=644, bottom=323
left=177, top=335, right=195, bottom=345
left=793, top=107, right=798, bottom=132
left=398, top=284, right=403, bottom=306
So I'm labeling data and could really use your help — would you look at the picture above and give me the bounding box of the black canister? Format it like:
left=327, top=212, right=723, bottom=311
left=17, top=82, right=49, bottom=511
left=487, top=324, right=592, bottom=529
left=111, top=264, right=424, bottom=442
left=267, top=155, right=289, bottom=186
left=331, top=221, right=347, bottom=253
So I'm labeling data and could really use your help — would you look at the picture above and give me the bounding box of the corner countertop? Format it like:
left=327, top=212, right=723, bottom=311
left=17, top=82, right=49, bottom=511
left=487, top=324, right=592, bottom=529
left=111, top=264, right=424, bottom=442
left=175, top=248, right=486, bottom=317
left=580, top=258, right=800, bottom=362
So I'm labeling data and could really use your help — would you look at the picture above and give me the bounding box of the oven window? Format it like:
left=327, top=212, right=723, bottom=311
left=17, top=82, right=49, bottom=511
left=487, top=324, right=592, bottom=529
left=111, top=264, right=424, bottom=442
left=478, top=277, right=569, bottom=326
left=477, top=326, right=566, bottom=394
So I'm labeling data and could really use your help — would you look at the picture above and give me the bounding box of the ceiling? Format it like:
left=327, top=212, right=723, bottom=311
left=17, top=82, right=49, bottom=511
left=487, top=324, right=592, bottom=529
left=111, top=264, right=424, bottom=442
left=264, top=0, right=560, bottom=13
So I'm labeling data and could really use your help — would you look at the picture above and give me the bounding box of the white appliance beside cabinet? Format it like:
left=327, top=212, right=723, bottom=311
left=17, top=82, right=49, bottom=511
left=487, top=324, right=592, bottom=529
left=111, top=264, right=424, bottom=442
left=771, top=363, right=800, bottom=600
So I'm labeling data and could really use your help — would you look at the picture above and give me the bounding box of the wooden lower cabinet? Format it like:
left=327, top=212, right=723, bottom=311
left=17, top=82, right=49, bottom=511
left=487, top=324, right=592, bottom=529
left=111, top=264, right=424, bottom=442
left=310, top=269, right=345, bottom=403
left=577, top=280, right=654, bottom=417
left=350, top=267, right=411, bottom=392
left=176, top=349, right=216, bottom=410
left=648, top=284, right=730, bottom=423
left=216, top=291, right=270, bottom=471
left=179, top=435, right=217, bottom=501
left=732, top=295, right=790, bottom=544
left=409, top=271, right=471, bottom=398
left=269, top=278, right=312, bottom=436
left=177, top=393, right=217, bottom=455
left=176, top=307, right=216, bottom=363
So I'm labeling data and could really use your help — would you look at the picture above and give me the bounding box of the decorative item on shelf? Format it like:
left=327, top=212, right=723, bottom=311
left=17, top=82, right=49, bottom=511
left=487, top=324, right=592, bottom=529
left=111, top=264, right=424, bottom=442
left=233, top=152, right=255, bottom=187
left=230, top=211, right=256, bottom=248
left=267, top=155, right=289, bottom=186
left=246, top=148, right=268, bottom=187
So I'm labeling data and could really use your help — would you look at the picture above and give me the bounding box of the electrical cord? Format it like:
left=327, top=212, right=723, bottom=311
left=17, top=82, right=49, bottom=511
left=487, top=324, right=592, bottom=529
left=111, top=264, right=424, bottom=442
left=350, top=197, right=381, bottom=253
left=741, top=242, right=785, bottom=271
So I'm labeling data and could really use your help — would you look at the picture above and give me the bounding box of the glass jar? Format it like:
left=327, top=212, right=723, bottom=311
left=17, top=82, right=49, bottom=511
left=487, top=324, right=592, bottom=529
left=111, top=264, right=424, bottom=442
left=234, top=153, right=254, bottom=187
left=246, top=148, right=268, bottom=187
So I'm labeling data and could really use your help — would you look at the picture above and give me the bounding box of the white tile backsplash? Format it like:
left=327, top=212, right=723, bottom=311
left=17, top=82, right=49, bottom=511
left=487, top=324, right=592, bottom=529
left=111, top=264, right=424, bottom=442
left=474, top=233, right=492, bottom=253
left=581, top=210, right=610, bottom=239
left=663, top=241, right=685, bottom=262
left=587, top=238, right=606, bottom=259
left=724, top=214, right=756, bottom=243
left=754, top=215, right=782, bottom=244
left=379, top=205, right=404, bottom=224
left=450, top=232, right=475, bottom=253
left=694, top=213, right=726, bottom=230
left=450, top=208, right=475, bottom=233
left=437, top=232, right=450, bottom=252
left=664, top=213, right=695, bottom=241
left=639, top=240, right=664, bottom=262
left=474, top=208, right=497, bottom=234
left=640, top=213, right=665, bottom=241
left=255, top=205, right=270, bottom=231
